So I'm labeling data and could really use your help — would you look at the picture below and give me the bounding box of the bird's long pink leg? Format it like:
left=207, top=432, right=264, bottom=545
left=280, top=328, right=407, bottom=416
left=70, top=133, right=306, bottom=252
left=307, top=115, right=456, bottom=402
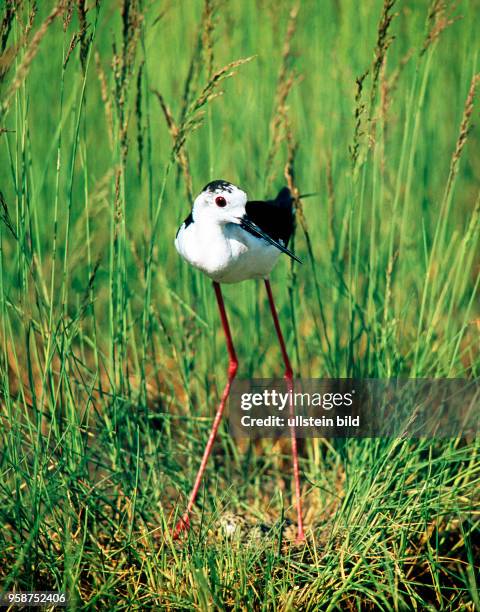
left=173, top=281, right=238, bottom=539
left=264, top=279, right=305, bottom=542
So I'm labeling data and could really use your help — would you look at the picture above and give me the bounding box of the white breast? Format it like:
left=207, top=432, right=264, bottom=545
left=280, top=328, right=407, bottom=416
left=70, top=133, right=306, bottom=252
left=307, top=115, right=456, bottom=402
left=175, top=219, right=281, bottom=283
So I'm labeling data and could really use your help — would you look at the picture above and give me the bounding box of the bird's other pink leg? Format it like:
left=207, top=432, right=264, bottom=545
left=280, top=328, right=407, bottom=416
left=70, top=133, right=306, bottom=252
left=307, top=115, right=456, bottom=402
left=264, top=279, right=305, bottom=542
left=173, top=281, right=238, bottom=539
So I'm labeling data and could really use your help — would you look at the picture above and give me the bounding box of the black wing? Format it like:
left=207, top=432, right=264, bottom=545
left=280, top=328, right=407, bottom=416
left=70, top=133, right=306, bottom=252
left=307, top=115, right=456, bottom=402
left=245, top=187, right=294, bottom=245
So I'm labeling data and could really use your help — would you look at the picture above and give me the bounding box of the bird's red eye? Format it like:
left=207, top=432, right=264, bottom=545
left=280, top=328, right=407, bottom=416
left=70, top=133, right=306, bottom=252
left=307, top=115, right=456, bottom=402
left=215, top=196, right=227, bottom=207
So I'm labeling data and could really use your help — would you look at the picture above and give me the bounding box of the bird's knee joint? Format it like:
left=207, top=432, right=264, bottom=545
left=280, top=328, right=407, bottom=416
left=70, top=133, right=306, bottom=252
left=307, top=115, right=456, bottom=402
left=228, top=360, right=238, bottom=378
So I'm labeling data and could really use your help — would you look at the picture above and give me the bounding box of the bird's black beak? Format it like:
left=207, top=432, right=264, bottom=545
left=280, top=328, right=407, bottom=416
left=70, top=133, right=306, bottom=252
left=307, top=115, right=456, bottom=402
left=238, top=216, right=302, bottom=264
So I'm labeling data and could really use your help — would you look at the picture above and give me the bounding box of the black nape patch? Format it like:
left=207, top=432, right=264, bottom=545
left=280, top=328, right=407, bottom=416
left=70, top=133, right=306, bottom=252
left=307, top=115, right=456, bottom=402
left=183, top=212, right=194, bottom=228
left=203, top=180, right=234, bottom=193
left=176, top=211, right=193, bottom=237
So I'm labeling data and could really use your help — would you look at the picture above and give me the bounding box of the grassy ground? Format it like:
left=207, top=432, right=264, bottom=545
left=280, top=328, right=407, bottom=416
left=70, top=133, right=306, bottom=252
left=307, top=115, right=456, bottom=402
left=0, top=0, right=479, bottom=609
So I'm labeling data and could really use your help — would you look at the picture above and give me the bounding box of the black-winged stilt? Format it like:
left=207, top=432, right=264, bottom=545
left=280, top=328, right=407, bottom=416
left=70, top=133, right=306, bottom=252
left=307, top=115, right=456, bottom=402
left=173, top=179, right=305, bottom=542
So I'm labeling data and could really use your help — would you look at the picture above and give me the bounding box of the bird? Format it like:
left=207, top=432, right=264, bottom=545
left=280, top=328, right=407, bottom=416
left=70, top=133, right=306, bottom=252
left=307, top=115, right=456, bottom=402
left=173, top=179, right=305, bottom=542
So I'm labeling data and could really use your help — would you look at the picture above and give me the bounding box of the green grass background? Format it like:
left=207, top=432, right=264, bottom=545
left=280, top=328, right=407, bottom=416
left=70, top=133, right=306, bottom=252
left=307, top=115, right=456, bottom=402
left=0, top=0, right=479, bottom=609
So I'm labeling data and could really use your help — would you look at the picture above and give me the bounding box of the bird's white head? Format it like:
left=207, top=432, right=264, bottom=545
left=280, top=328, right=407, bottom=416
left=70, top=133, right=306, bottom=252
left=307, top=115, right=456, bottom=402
left=192, top=180, right=247, bottom=225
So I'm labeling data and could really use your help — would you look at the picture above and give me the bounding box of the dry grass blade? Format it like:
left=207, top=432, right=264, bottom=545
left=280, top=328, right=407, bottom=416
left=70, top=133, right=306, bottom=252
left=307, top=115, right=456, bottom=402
left=383, top=249, right=399, bottom=324
left=185, top=55, right=254, bottom=121
left=0, top=0, right=16, bottom=55
left=153, top=89, right=193, bottom=201
left=0, top=190, right=17, bottom=240
left=285, top=136, right=334, bottom=361
left=135, top=61, right=144, bottom=176
left=448, top=73, right=480, bottom=184
left=265, top=2, right=300, bottom=189
left=63, top=32, right=79, bottom=69
left=155, top=55, right=254, bottom=203
left=1, top=2, right=65, bottom=117
left=384, top=48, right=414, bottom=106
left=326, top=158, right=336, bottom=253
left=421, top=0, right=462, bottom=56
left=201, top=0, right=217, bottom=79
left=434, top=71, right=480, bottom=226
left=95, top=51, right=113, bottom=149
left=178, top=1, right=215, bottom=127
left=349, top=70, right=368, bottom=169
left=0, top=4, right=39, bottom=84
left=370, top=0, right=397, bottom=114
left=349, top=1, right=398, bottom=169
left=112, top=0, right=143, bottom=161
left=77, top=0, right=90, bottom=70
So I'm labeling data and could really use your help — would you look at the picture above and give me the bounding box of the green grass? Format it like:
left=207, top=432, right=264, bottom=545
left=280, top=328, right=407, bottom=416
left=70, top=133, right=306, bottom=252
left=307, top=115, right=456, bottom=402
left=0, top=0, right=479, bottom=609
